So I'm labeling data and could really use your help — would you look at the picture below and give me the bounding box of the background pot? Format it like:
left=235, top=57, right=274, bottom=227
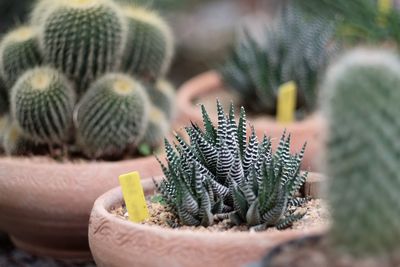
left=89, top=174, right=325, bottom=267
left=0, top=156, right=162, bottom=260
left=176, top=71, right=326, bottom=171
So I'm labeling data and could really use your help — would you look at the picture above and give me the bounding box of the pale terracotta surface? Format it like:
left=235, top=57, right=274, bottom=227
left=89, top=175, right=326, bottom=267
left=0, top=156, right=163, bottom=260
left=176, top=71, right=327, bottom=171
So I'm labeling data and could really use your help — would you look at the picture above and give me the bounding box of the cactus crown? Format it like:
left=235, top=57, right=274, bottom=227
left=323, top=49, right=400, bottom=257
left=220, top=4, right=337, bottom=117
left=157, top=101, right=308, bottom=230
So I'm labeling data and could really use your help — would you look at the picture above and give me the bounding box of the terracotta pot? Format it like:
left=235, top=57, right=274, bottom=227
left=176, top=71, right=326, bottom=171
left=0, top=156, right=162, bottom=260
left=89, top=174, right=325, bottom=267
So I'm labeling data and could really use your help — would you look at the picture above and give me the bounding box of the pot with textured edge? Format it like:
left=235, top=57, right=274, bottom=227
left=0, top=156, right=163, bottom=260
left=89, top=173, right=326, bottom=267
left=176, top=71, right=326, bottom=171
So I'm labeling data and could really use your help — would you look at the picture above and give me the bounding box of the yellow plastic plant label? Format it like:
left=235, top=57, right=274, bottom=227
left=277, top=81, right=297, bottom=124
left=119, top=172, right=149, bottom=223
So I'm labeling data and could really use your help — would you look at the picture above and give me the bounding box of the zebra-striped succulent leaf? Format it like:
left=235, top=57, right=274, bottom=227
left=156, top=101, right=308, bottom=230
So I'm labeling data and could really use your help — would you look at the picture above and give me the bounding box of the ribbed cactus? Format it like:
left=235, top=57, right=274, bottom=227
left=10, top=67, right=76, bottom=145
left=147, top=79, right=175, bottom=120
left=157, top=102, right=308, bottom=230
left=39, top=0, right=127, bottom=94
left=120, top=6, right=174, bottom=81
left=0, top=26, right=42, bottom=87
left=140, top=106, right=169, bottom=149
left=75, top=73, right=150, bottom=158
left=323, top=49, right=400, bottom=257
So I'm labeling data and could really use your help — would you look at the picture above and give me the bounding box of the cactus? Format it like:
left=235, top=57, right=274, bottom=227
left=147, top=79, right=175, bottom=120
left=140, top=106, right=169, bottom=149
left=75, top=73, right=150, bottom=159
left=157, top=102, right=308, bottom=229
left=323, top=49, right=400, bottom=257
left=39, top=0, right=127, bottom=94
left=10, top=67, right=76, bottom=145
left=0, top=26, right=42, bottom=87
left=120, top=6, right=174, bottom=81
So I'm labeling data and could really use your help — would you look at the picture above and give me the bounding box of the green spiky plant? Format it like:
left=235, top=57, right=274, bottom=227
left=75, top=73, right=150, bottom=159
left=11, top=67, right=76, bottom=145
left=220, top=4, right=337, bottom=117
left=119, top=5, right=174, bottom=81
left=0, top=26, right=42, bottom=87
left=294, top=0, right=400, bottom=47
left=323, top=48, right=400, bottom=257
left=38, top=0, right=127, bottom=94
left=0, top=0, right=175, bottom=159
left=156, top=101, right=308, bottom=230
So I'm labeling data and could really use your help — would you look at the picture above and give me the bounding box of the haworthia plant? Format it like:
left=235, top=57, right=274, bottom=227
left=220, top=4, right=337, bottom=116
left=323, top=49, right=400, bottom=257
left=157, top=101, right=308, bottom=230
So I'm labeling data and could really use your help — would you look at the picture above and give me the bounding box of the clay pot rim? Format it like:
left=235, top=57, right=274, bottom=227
left=0, top=155, right=158, bottom=168
left=93, top=173, right=326, bottom=240
left=177, top=70, right=323, bottom=129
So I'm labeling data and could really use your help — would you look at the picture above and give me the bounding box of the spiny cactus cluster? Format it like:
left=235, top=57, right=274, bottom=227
left=157, top=102, right=308, bottom=230
left=0, top=0, right=175, bottom=159
left=323, top=49, right=400, bottom=257
left=220, top=4, right=337, bottom=117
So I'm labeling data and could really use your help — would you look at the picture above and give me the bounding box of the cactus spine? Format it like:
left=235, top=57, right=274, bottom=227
left=323, top=49, right=400, bottom=257
left=120, top=6, right=174, bottom=81
left=0, top=26, right=42, bottom=87
left=11, top=67, right=76, bottom=145
left=39, top=0, right=127, bottom=94
left=75, top=73, right=149, bottom=158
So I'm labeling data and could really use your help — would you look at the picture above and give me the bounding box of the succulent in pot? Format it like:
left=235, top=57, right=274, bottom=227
left=157, top=101, right=308, bottom=230
left=88, top=101, right=326, bottom=267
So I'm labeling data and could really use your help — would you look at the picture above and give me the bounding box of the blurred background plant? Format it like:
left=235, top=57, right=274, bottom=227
left=220, top=3, right=338, bottom=118
left=294, top=0, right=400, bottom=47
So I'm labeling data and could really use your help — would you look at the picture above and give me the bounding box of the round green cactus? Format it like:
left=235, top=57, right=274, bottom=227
left=147, top=79, right=175, bottom=121
left=39, top=0, right=127, bottom=94
left=0, top=26, right=43, bottom=87
left=323, top=49, right=400, bottom=257
left=120, top=6, right=174, bottom=81
left=75, top=73, right=150, bottom=158
left=10, top=67, right=76, bottom=145
left=140, top=106, right=169, bottom=149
